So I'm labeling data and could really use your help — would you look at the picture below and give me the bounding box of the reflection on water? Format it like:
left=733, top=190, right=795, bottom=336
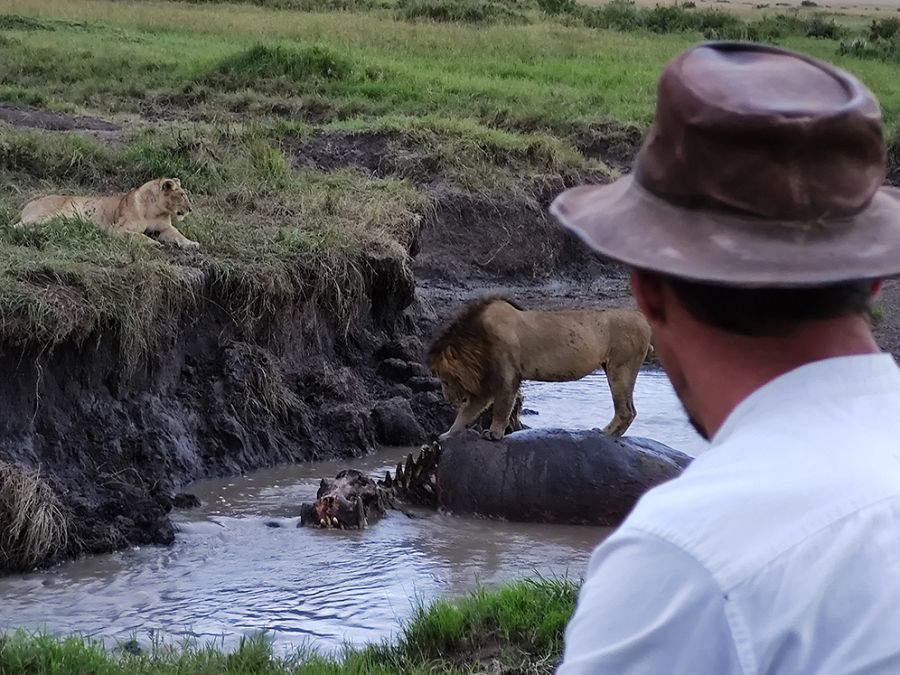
left=522, top=368, right=708, bottom=456
left=0, top=369, right=705, bottom=653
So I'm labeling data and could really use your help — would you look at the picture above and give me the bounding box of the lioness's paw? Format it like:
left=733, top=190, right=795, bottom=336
left=481, top=429, right=504, bottom=441
left=180, top=240, right=200, bottom=250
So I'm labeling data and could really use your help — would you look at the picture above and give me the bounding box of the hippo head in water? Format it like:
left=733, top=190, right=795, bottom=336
left=298, top=469, right=388, bottom=530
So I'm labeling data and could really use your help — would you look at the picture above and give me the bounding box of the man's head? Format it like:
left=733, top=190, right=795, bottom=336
left=630, top=272, right=882, bottom=438
left=549, top=41, right=900, bottom=439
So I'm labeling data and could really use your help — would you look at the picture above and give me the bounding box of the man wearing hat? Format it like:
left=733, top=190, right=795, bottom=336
left=551, top=42, right=900, bottom=673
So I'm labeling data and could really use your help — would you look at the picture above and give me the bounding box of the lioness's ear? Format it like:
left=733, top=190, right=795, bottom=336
left=162, top=179, right=176, bottom=192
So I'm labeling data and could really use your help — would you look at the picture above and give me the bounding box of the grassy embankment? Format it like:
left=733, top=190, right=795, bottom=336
left=1, top=0, right=900, bottom=361
left=0, top=577, right=578, bottom=674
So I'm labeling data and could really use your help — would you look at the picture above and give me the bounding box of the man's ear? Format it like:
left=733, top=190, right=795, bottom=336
left=870, top=279, right=884, bottom=300
left=630, top=269, right=668, bottom=325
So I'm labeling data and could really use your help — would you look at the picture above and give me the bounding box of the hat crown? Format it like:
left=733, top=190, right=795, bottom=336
left=635, top=42, right=886, bottom=222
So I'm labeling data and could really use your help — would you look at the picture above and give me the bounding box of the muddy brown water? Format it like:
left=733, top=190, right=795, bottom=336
left=0, top=369, right=706, bottom=654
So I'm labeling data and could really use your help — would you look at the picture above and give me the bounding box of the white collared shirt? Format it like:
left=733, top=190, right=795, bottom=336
left=558, top=353, right=900, bottom=675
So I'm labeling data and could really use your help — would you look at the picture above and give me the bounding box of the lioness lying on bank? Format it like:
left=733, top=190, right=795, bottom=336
left=14, top=177, right=199, bottom=249
left=426, top=296, right=652, bottom=441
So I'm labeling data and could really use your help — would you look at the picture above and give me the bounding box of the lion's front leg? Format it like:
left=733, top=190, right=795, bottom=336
left=439, top=396, right=491, bottom=440
left=484, top=387, right=518, bottom=441
left=156, top=224, right=200, bottom=250
left=109, top=217, right=163, bottom=247
left=119, top=229, right=163, bottom=247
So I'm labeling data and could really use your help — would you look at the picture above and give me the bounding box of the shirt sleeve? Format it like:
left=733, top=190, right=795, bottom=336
left=556, top=528, right=744, bottom=675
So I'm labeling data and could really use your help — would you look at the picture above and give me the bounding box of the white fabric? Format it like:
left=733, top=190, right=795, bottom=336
left=558, top=353, right=900, bottom=675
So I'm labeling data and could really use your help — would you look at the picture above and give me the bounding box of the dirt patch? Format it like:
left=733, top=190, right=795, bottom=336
left=569, top=120, right=645, bottom=174
left=415, top=181, right=612, bottom=283
left=291, top=129, right=613, bottom=283
left=291, top=129, right=439, bottom=180
left=0, top=102, right=120, bottom=134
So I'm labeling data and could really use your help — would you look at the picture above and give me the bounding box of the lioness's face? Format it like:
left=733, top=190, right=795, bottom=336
left=161, top=178, right=193, bottom=221
left=440, top=377, right=469, bottom=407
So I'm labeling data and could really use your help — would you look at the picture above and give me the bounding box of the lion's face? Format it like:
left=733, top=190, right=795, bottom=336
left=439, top=376, right=470, bottom=407
left=160, top=178, right=193, bottom=221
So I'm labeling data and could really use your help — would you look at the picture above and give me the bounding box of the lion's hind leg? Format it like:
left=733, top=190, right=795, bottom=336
left=15, top=198, right=76, bottom=229
left=601, top=356, right=642, bottom=437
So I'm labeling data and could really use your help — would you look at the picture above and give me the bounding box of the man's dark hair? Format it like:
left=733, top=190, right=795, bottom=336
left=666, top=278, right=874, bottom=337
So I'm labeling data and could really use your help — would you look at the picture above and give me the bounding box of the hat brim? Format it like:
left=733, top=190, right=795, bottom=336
left=549, top=176, right=900, bottom=287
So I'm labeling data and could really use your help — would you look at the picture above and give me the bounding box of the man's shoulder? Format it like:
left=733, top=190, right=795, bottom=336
left=621, top=411, right=900, bottom=589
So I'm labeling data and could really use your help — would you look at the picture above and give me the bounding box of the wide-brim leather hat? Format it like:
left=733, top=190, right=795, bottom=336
left=549, top=41, right=900, bottom=287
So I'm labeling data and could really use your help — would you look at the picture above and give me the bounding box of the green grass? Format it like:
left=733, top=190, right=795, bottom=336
left=0, top=0, right=898, bottom=357
left=3, top=0, right=900, bottom=129
left=0, top=577, right=580, bottom=674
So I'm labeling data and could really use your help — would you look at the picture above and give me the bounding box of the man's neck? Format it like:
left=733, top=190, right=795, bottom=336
left=684, top=314, right=881, bottom=439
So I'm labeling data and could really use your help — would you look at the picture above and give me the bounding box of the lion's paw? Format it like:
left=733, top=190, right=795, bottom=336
left=481, top=429, right=504, bottom=441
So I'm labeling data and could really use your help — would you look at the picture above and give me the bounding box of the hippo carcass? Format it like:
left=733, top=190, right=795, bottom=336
left=436, top=428, right=691, bottom=526
left=298, top=429, right=691, bottom=528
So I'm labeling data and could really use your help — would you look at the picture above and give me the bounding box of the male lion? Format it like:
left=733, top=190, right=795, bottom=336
left=426, top=296, right=652, bottom=441
left=14, top=177, right=199, bottom=249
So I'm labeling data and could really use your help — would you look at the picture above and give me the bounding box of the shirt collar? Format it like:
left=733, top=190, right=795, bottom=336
left=711, top=352, right=900, bottom=448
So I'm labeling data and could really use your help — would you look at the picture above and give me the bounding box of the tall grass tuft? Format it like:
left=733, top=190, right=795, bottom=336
left=0, top=461, right=69, bottom=572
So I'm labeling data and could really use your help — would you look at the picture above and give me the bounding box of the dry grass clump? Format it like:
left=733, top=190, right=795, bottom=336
left=0, top=461, right=69, bottom=572
left=226, top=341, right=302, bottom=420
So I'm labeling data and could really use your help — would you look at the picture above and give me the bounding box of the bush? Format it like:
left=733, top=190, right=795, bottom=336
left=125, top=133, right=223, bottom=193
left=0, top=131, right=120, bottom=187
left=571, top=1, right=848, bottom=42
left=578, top=0, right=642, bottom=31
left=869, top=17, right=900, bottom=40
left=0, top=13, right=54, bottom=31
left=839, top=35, right=900, bottom=62
left=804, top=14, right=843, bottom=39
left=208, top=44, right=353, bottom=89
left=398, top=0, right=529, bottom=23
left=538, top=0, right=577, bottom=15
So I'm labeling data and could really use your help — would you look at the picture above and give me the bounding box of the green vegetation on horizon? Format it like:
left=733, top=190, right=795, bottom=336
left=3, top=0, right=900, bottom=130
left=0, top=577, right=580, bottom=674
